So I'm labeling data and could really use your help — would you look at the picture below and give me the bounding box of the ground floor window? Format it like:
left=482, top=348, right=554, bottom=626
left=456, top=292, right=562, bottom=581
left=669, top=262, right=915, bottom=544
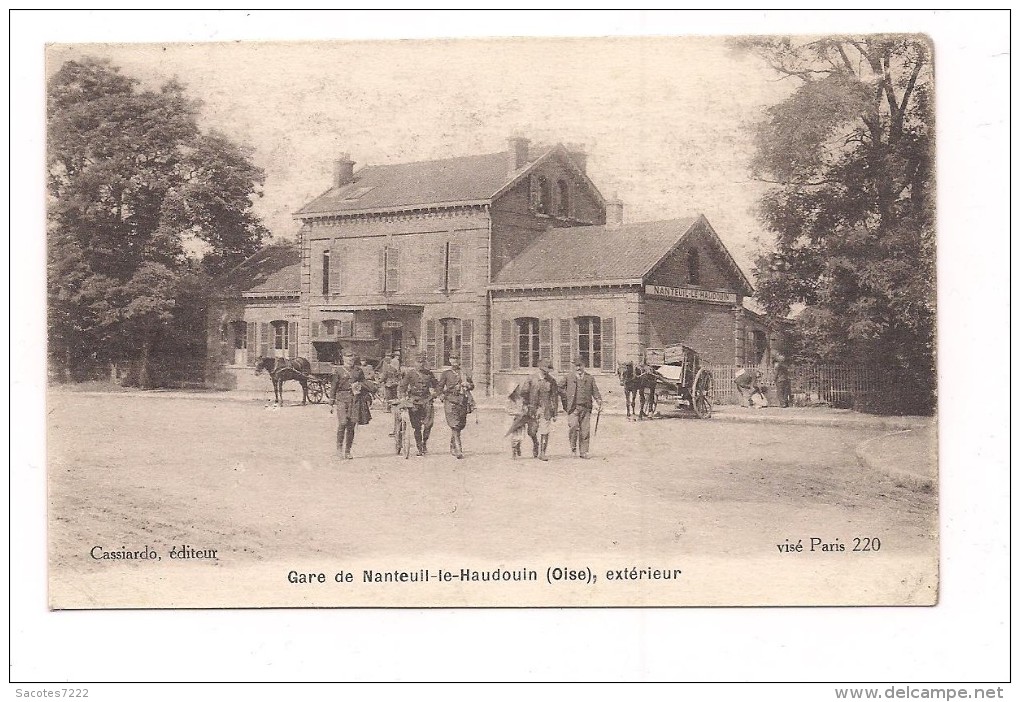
left=517, top=317, right=540, bottom=368
left=426, top=317, right=473, bottom=370
left=261, top=320, right=298, bottom=359
left=577, top=316, right=602, bottom=369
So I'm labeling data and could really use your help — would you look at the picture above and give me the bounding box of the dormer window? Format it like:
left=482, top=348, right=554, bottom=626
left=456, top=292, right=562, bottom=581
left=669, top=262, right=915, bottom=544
left=341, top=186, right=374, bottom=201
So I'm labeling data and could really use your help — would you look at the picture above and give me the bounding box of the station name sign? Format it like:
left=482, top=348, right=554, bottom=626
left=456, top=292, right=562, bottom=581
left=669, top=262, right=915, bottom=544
left=645, top=284, right=737, bottom=305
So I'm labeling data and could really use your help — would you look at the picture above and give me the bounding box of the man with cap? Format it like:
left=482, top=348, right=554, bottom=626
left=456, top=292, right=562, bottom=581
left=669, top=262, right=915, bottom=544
left=377, top=350, right=402, bottom=437
left=436, top=351, right=474, bottom=459
left=507, top=358, right=559, bottom=461
left=330, top=353, right=377, bottom=460
left=399, top=352, right=437, bottom=456
left=560, top=356, right=602, bottom=459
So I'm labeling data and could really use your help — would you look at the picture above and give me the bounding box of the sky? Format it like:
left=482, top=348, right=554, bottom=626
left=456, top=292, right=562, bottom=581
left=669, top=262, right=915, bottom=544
left=46, top=35, right=794, bottom=277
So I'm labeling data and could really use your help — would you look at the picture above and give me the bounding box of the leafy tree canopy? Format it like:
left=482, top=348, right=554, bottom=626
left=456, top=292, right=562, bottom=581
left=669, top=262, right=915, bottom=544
left=47, top=58, right=269, bottom=385
left=733, top=35, right=936, bottom=413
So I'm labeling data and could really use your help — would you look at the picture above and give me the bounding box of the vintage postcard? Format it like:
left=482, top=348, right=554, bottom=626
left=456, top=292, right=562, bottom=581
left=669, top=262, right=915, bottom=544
left=44, top=33, right=939, bottom=610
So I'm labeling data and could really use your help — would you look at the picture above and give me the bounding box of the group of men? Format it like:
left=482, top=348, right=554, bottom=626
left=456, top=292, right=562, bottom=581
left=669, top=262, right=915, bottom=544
left=330, top=350, right=474, bottom=460
left=507, top=357, right=603, bottom=461
left=327, top=350, right=604, bottom=462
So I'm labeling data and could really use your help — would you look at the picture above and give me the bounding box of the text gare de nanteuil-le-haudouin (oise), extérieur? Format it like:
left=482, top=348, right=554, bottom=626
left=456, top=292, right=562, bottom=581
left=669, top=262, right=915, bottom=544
left=287, top=566, right=684, bottom=585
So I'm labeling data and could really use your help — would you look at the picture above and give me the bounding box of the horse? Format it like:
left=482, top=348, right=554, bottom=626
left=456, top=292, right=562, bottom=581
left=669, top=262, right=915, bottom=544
left=617, top=361, right=658, bottom=420
left=255, top=356, right=312, bottom=406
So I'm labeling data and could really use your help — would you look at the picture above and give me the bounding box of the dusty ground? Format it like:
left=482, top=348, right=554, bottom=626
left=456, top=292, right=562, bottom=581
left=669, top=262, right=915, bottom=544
left=46, top=391, right=938, bottom=608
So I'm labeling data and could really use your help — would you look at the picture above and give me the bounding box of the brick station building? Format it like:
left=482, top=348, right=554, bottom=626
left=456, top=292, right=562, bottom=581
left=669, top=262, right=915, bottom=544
left=207, top=138, right=785, bottom=397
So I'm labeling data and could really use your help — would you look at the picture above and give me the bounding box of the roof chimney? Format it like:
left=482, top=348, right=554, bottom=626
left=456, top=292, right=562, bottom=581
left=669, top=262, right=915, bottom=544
left=564, top=142, right=587, bottom=174
left=605, top=195, right=624, bottom=228
left=332, top=153, right=355, bottom=188
left=506, top=136, right=530, bottom=175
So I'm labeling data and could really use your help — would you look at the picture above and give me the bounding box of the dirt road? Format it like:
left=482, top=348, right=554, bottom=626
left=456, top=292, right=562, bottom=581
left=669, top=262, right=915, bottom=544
left=47, top=392, right=938, bottom=608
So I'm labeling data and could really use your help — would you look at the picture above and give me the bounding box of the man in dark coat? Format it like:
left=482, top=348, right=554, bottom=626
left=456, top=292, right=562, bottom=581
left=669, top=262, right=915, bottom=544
left=378, top=351, right=402, bottom=437
left=560, top=357, right=602, bottom=459
left=330, top=354, right=377, bottom=460
left=399, top=352, right=437, bottom=456
left=436, top=352, right=473, bottom=459
left=507, top=359, right=559, bottom=461
left=774, top=354, right=793, bottom=408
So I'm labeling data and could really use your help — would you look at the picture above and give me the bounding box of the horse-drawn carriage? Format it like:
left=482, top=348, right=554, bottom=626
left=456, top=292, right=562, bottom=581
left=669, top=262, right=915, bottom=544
left=305, top=361, right=338, bottom=404
left=647, top=344, right=713, bottom=418
left=255, top=357, right=338, bottom=405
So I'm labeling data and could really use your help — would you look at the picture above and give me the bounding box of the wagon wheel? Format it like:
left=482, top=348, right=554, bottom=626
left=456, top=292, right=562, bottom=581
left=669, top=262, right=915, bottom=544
left=308, top=380, right=324, bottom=404
left=692, top=368, right=713, bottom=419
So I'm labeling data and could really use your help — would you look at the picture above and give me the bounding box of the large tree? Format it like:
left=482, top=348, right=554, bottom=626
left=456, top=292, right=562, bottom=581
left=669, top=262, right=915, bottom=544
left=735, top=35, right=936, bottom=414
left=47, top=58, right=269, bottom=385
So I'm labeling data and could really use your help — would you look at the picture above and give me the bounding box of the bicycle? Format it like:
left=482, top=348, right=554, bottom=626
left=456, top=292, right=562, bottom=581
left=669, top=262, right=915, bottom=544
left=389, top=398, right=414, bottom=459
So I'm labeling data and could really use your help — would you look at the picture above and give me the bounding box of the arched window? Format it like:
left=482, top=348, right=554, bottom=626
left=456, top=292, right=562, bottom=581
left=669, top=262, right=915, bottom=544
left=531, top=175, right=553, bottom=215
left=516, top=317, right=540, bottom=368
left=557, top=179, right=571, bottom=217
left=576, top=316, right=602, bottom=369
left=688, top=248, right=701, bottom=286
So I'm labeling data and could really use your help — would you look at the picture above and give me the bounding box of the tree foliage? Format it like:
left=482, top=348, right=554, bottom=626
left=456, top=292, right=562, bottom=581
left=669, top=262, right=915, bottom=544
left=734, top=35, right=936, bottom=414
left=47, top=58, right=269, bottom=385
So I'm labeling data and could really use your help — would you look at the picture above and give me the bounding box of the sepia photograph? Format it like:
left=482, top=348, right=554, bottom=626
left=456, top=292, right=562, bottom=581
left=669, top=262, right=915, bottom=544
left=43, top=31, right=939, bottom=610
left=11, top=8, right=1010, bottom=687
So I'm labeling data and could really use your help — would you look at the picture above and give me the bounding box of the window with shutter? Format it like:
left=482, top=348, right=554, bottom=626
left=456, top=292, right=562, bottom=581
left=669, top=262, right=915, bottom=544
left=559, top=319, right=572, bottom=371
left=260, top=322, right=270, bottom=358
left=425, top=319, right=438, bottom=368
left=440, top=318, right=462, bottom=367
left=387, top=247, right=400, bottom=292
left=330, top=243, right=343, bottom=295
left=539, top=319, right=553, bottom=364
left=461, top=319, right=473, bottom=371
left=577, top=316, right=601, bottom=368
left=312, top=321, right=320, bottom=340
left=438, top=243, right=448, bottom=291
left=601, top=317, right=615, bottom=370
left=246, top=322, right=256, bottom=365
left=288, top=321, right=298, bottom=358
left=500, top=319, right=513, bottom=370
left=321, top=251, right=330, bottom=295
left=516, top=318, right=539, bottom=368
left=378, top=247, right=386, bottom=292
left=447, top=242, right=462, bottom=290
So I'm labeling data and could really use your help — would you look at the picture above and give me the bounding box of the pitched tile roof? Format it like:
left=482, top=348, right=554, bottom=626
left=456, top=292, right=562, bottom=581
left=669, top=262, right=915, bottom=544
left=215, top=244, right=301, bottom=296
left=295, top=151, right=516, bottom=216
left=492, top=217, right=701, bottom=286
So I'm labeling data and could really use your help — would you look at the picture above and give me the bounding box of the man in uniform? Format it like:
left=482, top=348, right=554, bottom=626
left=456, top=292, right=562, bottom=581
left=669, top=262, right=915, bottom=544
left=377, top=351, right=402, bottom=437
left=330, top=354, right=377, bottom=460
left=399, top=352, right=437, bottom=456
left=560, top=357, right=602, bottom=459
left=436, top=352, right=473, bottom=459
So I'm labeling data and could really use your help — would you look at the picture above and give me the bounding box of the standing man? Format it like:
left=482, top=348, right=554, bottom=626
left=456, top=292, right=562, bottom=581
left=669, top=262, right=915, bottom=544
left=378, top=351, right=402, bottom=437
left=526, top=359, right=560, bottom=461
left=774, top=354, right=793, bottom=408
left=330, top=354, right=377, bottom=460
left=437, top=352, right=473, bottom=459
left=399, top=352, right=437, bottom=456
left=560, top=357, right=602, bottom=459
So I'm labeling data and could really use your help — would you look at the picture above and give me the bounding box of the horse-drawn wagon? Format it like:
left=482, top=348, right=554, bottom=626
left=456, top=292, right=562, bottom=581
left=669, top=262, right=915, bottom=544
left=646, top=344, right=713, bottom=419
left=305, top=361, right=338, bottom=404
